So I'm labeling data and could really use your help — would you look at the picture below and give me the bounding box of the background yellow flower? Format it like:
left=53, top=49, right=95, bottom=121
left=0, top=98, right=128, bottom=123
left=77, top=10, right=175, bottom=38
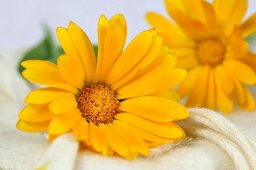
left=147, top=0, right=256, bottom=113
left=16, top=14, right=189, bottom=159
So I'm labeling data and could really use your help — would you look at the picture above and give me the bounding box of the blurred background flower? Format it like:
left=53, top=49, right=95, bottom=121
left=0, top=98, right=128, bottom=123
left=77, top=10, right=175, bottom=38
left=147, top=0, right=256, bottom=113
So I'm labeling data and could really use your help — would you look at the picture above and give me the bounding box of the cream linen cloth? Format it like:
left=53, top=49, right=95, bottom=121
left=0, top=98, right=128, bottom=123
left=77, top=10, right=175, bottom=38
left=1, top=52, right=256, bottom=170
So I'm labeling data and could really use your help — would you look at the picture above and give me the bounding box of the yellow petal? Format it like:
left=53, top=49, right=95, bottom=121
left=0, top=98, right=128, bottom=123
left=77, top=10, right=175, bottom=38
left=25, top=87, right=74, bottom=104
left=49, top=98, right=77, bottom=115
left=153, top=89, right=180, bottom=102
left=114, top=120, right=171, bottom=143
left=164, top=0, right=187, bottom=16
left=241, top=53, right=256, bottom=73
left=215, top=66, right=234, bottom=94
left=57, top=54, right=85, bottom=89
left=176, top=56, right=198, bottom=69
left=118, top=67, right=187, bottom=99
left=120, top=96, right=188, bottom=122
left=99, top=124, right=135, bottom=159
left=48, top=109, right=80, bottom=135
left=243, top=87, right=255, bottom=111
left=213, top=0, right=247, bottom=35
left=67, top=22, right=96, bottom=81
left=22, top=60, right=77, bottom=93
left=215, top=70, right=233, bottom=113
left=177, top=66, right=201, bottom=98
left=241, top=13, right=256, bottom=38
left=116, top=113, right=185, bottom=139
left=178, top=0, right=207, bottom=26
left=187, top=66, right=210, bottom=106
left=234, top=81, right=246, bottom=105
left=89, top=123, right=109, bottom=155
left=204, top=68, right=216, bottom=109
left=73, top=118, right=89, bottom=141
left=94, top=14, right=127, bottom=82
left=110, top=123, right=149, bottom=156
left=164, top=0, right=209, bottom=40
left=19, top=105, right=52, bottom=122
left=201, top=1, right=219, bottom=35
left=225, top=28, right=249, bottom=59
left=106, top=31, right=153, bottom=83
left=16, top=120, right=49, bottom=133
left=223, top=59, right=256, bottom=85
left=93, top=15, right=108, bottom=82
left=110, top=35, right=163, bottom=89
left=146, top=12, right=195, bottom=47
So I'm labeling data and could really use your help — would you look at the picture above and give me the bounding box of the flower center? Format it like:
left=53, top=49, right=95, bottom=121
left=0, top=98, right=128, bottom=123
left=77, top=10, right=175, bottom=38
left=76, top=83, right=119, bottom=125
left=197, top=38, right=225, bottom=66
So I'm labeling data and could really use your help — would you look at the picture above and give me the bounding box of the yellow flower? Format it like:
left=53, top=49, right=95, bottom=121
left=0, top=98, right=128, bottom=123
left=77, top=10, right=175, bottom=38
left=146, top=0, right=256, bottom=113
left=16, top=14, right=188, bottom=159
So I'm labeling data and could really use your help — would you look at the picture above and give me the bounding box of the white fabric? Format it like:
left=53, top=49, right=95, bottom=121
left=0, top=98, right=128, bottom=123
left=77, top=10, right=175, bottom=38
left=1, top=52, right=256, bottom=170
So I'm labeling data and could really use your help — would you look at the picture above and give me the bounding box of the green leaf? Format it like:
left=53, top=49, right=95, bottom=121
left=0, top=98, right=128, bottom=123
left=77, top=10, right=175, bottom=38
left=93, top=45, right=98, bottom=58
left=18, top=27, right=63, bottom=74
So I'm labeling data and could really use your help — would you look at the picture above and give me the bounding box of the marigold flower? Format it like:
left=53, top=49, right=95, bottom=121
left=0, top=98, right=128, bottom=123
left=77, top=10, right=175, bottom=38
left=147, top=0, right=256, bottom=113
left=16, top=14, right=189, bottom=159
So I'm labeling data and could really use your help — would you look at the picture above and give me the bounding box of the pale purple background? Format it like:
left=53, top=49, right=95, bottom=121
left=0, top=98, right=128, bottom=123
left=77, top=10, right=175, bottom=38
left=0, top=0, right=255, bottom=51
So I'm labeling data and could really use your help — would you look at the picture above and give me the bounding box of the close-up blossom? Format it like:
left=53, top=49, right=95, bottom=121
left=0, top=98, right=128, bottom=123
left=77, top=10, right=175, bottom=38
left=16, top=14, right=188, bottom=159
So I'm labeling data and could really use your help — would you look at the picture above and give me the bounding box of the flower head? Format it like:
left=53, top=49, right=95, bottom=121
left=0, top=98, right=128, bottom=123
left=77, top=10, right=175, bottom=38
left=147, top=0, right=256, bottom=113
left=17, top=14, right=188, bottom=159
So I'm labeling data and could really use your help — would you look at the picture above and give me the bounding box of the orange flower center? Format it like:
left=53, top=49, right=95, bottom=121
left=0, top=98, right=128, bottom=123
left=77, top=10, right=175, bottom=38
left=197, top=38, right=225, bottom=66
left=77, top=83, right=119, bottom=125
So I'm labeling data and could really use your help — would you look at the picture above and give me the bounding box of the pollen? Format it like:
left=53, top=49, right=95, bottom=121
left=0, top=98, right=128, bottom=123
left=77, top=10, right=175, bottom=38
left=197, top=38, right=225, bottom=66
left=76, top=83, right=120, bottom=125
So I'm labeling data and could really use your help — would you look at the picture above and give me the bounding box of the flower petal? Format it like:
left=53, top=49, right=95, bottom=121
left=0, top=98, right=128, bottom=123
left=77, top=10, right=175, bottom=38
left=146, top=12, right=195, bottom=47
left=215, top=66, right=234, bottom=94
left=94, top=14, right=127, bottom=82
left=22, top=60, right=77, bottom=93
left=57, top=23, right=96, bottom=82
left=120, top=96, right=188, bottom=122
left=241, top=13, right=256, bottom=38
left=67, top=22, right=96, bottom=81
left=110, top=123, right=149, bottom=156
left=153, top=89, right=180, bottom=102
left=57, top=54, right=85, bottom=89
left=73, top=118, right=89, bottom=141
left=215, top=70, right=233, bottom=113
left=25, top=87, right=74, bottom=104
left=99, top=124, right=135, bottom=159
left=16, top=120, right=49, bottom=133
left=106, top=31, right=153, bottom=84
left=89, top=123, right=109, bottom=155
left=177, top=66, right=201, bottom=98
left=187, top=66, right=209, bottom=106
left=110, top=35, right=163, bottom=89
left=204, top=68, right=216, bottom=109
left=118, top=68, right=186, bottom=99
left=19, top=105, right=52, bottom=122
left=113, top=120, right=171, bottom=143
left=49, top=98, right=77, bottom=115
left=233, top=80, right=246, bottom=105
left=116, top=113, right=185, bottom=139
left=48, top=109, right=80, bottom=135
left=164, top=0, right=209, bottom=40
left=223, top=59, right=256, bottom=85
left=213, top=0, right=247, bottom=35
left=225, top=28, right=249, bottom=59
left=243, top=87, right=255, bottom=111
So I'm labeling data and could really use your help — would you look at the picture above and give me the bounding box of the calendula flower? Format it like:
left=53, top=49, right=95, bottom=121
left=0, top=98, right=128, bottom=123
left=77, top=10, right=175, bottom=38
left=16, top=14, right=188, bottom=159
left=146, top=0, right=256, bottom=113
